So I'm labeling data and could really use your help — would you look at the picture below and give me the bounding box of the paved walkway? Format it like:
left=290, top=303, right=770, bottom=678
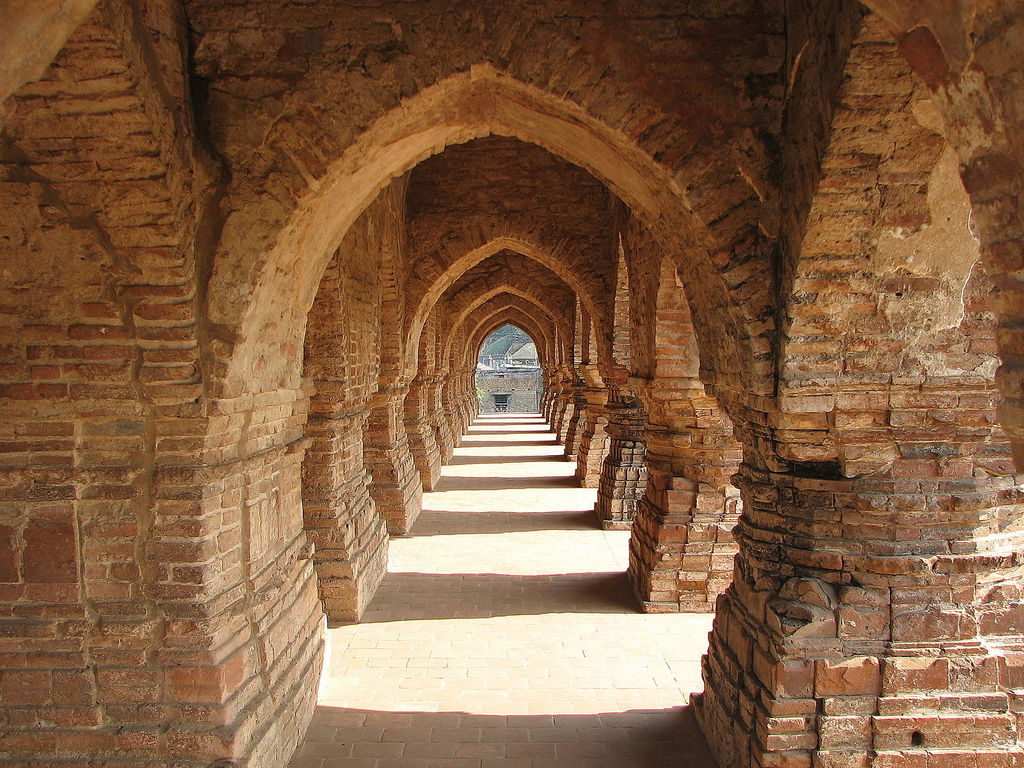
left=292, top=414, right=715, bottom=768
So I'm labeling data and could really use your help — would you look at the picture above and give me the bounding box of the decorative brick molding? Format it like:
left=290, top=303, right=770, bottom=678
left=627, top=424, right=741, bottom=613
left=594, top=397, right=648, bottom=530
left=696, top=466, right=1024, bottom=768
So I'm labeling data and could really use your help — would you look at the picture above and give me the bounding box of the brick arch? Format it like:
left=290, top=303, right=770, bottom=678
left=448, top=294, right=563, bottom=375
left=442, top=269, right=572, bottom=327
left=469, top=314, right=554, bottom=373
left=440, top=284, right=566, bottom=371
left=201, top=66, right=761, bottom=401
left=456, top=296, right=562, bottom=370
left=428, top=254, right=574, bottom=371
left=403, top=234, right=605, bottom=380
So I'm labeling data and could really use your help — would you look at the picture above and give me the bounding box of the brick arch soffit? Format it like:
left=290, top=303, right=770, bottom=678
left=0, top=0, right=101, bottom=110
left=206, top=67, right=752, bottom=401
left=403, top=237, right=607, bottom=382
left=465, top=310, right=554, bottom=374
left=448, top=295, right=560, bottom=374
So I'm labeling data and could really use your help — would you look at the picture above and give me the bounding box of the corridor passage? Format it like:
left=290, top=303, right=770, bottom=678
left=292, top=414, right=715, bottom=768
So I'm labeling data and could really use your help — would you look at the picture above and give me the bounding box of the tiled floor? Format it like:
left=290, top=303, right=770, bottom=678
left=292, top=414, right=715, bottom=768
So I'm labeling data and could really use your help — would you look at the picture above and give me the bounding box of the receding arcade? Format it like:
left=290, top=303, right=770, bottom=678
left=1, top=2, right=1023, bottom=768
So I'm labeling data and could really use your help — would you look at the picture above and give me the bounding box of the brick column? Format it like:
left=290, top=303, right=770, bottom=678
left=404, top=376, right=442, bottom=491
left=627, top=420, right=741, bottom=612
left=455, top=370, right=475, bottom=435
left=440, top=376, right=462, bottom=448
left=574, top=386, right=612, bottom=487
left=550, top=375, right=573, bottom=437
left=431, top=377, right=455, bottom=462
left=555, top=395, right=575, bottom=445
left=302, top=399, right=388, bottom=621
left=540, top=370, right=558, bottom=420
left=157, top=390, right=324, bottom=767
left=594, top=396, right=648, bottom=530
left=364, top=384, right=423, bottom=535
left=696, top=465, right=1024, bottom=768
left=562, top=381, right=586, bottom=461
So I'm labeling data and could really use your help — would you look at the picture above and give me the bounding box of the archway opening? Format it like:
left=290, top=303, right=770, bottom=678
left=474, top=324, right=543, bottom=414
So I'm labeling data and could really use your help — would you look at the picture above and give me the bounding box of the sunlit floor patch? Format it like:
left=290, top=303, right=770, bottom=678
left=292, top=414, right=715, bottom=768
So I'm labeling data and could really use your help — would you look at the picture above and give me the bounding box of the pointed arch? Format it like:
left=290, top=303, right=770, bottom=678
left=404, top=236, right=603, bottom=378
left=450, top=294, right=561, bottom=374
left=207, top=67, right=755, bottom=400
left=467, top=311, right=554, bottom=373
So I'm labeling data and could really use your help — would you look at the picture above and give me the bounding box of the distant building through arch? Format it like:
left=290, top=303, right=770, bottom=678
left=476, top=324, right=542, bottom=413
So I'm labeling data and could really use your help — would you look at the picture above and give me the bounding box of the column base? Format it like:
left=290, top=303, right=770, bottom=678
left=365, top=440, right=423, bottom=535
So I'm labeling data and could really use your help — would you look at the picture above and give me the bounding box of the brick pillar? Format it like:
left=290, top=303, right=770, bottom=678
left=159, top=389, right=324, bottom=768
left=555, top=394, right=575, bottom=445
left=457, top=371, right=471, bottom=439
left=550, top=377, right=572, bottom=436
left=364, top=384, right=422, bottom=535
left=541, top=370, right=557, bottom=420
left=404, top=377, right=442, bottom=491
left=302, top=400, right=388, bottom=621
left=440, top=376, right=462, bottom=448
left=562, top=383, right=586, bottom=460
left=463, top=370, right=478, bottom=423
left=431, top=377, right=455, bottom=462
left=575, top=388, right=612, bottom=487
left=594, top=396, right=648, bottom=530
left=627, top=415, right=742, bottom=612
left=696, top=465, right=1024, bottom=768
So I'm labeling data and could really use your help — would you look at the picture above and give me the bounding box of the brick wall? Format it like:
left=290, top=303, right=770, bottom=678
left=476, top=370, right=542, bottom=414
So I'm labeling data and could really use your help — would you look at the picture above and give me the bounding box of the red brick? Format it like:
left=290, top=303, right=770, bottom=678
left=22, top=511, right=77, bottom=583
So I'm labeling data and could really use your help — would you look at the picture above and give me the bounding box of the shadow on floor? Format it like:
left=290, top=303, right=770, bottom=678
left=356, top=572, right=637, bottom=622
left=408, top=510, right=599, bottom=536
left=456, top=438, right=561, bottom=448
left=447, top=454, right=567, bottom=466
left=292, top=705, right=714, bottom=768
left=431, top=475, right=581, bottom=492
